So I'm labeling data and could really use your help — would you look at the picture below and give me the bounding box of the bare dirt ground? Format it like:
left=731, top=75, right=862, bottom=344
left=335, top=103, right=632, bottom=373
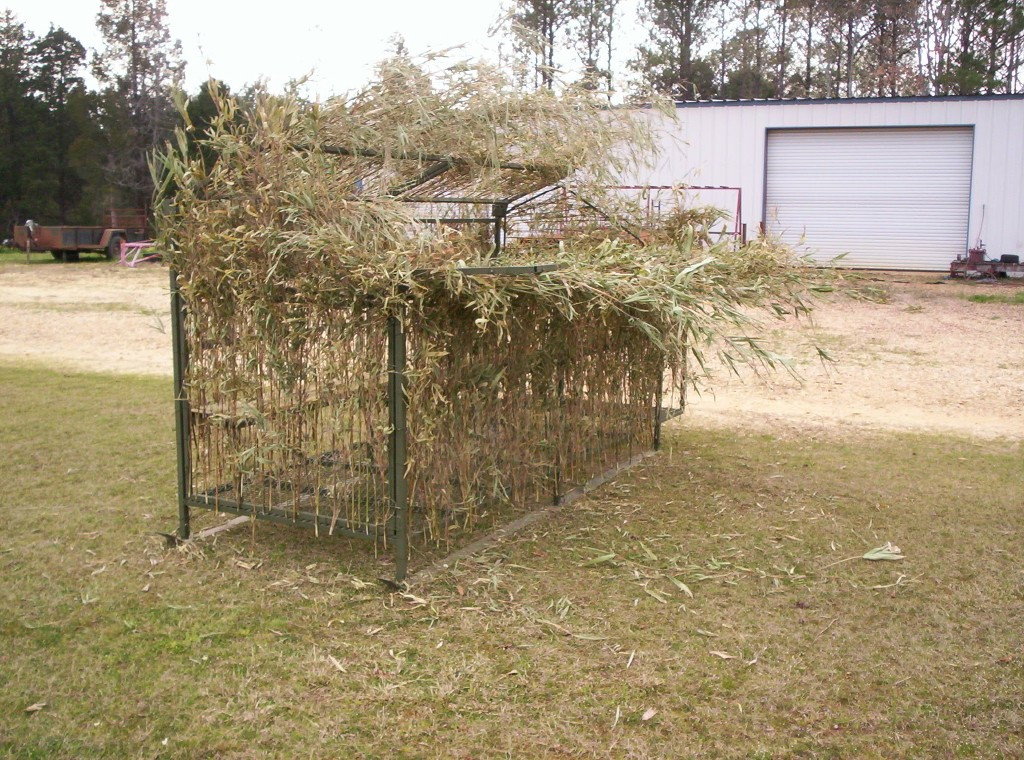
left=0, top=261, right=171, bottom=376
left=1, top=261, right=1021, bottom=439
left=686, top=272, right=1024, bottom=440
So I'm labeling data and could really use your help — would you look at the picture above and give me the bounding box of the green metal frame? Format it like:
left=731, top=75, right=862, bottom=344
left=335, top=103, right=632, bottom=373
left=170, top=263, right=669, bottom=582
left=169, top=141, right=677, bottom=581
left=170, top=269, right=191, bottom=541
left=170, top=268, right=412, bottom=579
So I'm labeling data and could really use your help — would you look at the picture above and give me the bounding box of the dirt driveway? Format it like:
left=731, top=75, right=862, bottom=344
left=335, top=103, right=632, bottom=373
left=0, top=261, right=170, bottom=376
left=1, top=261, right=1021, bottom=440
left=685, top=273, right=1023, bottom=440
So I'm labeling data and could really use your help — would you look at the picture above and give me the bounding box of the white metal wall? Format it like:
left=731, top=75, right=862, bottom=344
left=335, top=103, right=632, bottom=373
left=622, top=97, right=1024, bottom=269
left=764, top=127, right=974, bottom=269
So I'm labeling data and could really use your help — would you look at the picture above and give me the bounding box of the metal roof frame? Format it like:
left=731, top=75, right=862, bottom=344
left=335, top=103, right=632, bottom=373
left=291, top=142, right=567, bottom=208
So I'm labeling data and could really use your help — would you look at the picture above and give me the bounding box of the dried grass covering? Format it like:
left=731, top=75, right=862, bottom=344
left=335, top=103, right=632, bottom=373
left=154, top=55, right=830, bottom=546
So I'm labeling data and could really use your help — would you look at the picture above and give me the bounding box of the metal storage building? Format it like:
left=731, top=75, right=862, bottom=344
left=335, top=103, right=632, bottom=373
left=628, top=95, right=1024, bottom=270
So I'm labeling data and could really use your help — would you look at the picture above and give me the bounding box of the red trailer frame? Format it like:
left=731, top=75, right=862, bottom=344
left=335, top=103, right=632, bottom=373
left=12, top=208, right=148, bottom=261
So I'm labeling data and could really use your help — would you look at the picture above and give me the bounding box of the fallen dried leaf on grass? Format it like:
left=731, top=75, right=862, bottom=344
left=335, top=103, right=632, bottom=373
left=862, top=543, right=904, bottom=561
left=580, top=553, right=616, bottom=567
left=870, top=574, right=914, bottom=590
left=710, top=651, right=736, bottom=660
left=538, top=618, right=608, bottom=640
left=821, top=542, right=905, bottom=570
left=641, top=707, right=658, bottom=721
left=668, top=576, right=694, bottom=598
left=25, top=702, right=46, bottom=713
left=643, top=586, right=670, bottom=604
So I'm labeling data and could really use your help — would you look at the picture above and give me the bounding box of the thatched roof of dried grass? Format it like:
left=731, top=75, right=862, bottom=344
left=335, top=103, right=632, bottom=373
left=154, top=54, right=831, bottom=384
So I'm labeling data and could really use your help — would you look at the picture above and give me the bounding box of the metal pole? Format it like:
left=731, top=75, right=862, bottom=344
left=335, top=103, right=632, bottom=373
left=553, top=369, right=564, bottom=505
left=736, top=188, right=743, bottom=244
left=492, top=202, right=507, bottom=258
left=653, top=365, right=664, bottom=452
left=170, top=268, right=191, bottom=540
left=387, top=311, right=409, bottom=582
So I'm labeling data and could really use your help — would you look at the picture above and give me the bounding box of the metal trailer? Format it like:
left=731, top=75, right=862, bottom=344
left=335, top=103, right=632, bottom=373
left=12, top=209, right=148, bottom=261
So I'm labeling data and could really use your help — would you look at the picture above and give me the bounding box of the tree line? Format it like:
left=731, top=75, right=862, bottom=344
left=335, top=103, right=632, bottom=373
left=3, top=1, right=1021, bottom=232
left=511, top=0, right=1024, bottom=100
left=0, top=0, right=220, bottom=231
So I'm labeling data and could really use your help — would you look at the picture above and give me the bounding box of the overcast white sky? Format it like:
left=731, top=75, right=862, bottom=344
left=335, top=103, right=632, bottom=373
left=9, top=1, right=645, bottom=97
left=9, top=1, right=509, bottom=95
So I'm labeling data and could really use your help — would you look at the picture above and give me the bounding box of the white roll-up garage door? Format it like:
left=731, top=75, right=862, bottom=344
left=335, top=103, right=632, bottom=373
left=764, top=127, right=973, bottom=270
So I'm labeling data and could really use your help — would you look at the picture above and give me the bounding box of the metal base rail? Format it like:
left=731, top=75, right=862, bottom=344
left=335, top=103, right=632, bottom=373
left=183, top=495, right=387, bottom=541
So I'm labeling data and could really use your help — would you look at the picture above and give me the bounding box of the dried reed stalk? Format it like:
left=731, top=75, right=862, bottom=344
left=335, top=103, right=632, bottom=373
left=155, top=54, right=832, bottom=546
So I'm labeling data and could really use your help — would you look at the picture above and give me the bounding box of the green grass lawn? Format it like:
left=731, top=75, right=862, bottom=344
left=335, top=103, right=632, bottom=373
left=1, top=363, right=1021, bottom=758
left=0, top=247, right=110, bottom=266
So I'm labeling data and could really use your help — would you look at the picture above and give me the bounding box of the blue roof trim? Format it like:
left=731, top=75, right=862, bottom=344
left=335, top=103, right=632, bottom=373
left=674, top=94, right=1024, bottom=108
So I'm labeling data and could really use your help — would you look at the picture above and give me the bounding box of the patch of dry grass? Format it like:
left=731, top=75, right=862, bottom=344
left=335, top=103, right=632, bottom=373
left=1, top=363, right=1021, bottom=758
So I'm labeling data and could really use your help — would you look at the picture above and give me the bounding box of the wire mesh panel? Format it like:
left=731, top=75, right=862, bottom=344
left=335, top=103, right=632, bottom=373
left=403, top=294, right=667, bottom=543
left=179, top=292, right=394, bottom=540
left=176, top=277, right=671, bottom=548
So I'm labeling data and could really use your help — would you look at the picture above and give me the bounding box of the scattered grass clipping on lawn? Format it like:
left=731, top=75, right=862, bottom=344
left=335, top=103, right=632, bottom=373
left=1, top=364, right=1022, bottom=757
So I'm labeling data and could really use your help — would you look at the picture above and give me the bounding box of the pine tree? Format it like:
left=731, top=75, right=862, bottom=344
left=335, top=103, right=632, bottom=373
left=511, top=0, right=569, bottom=89
left=565, top=0, right=618, bottom=92
left=185, top=79, right=229, bottom=172
left=0, top=11, right=41, bottom=229
left=93, top=0, right=184, bottom=209
left=631, top=0, right=719, bottom=99
left=30, top=26, right=90, bottom=222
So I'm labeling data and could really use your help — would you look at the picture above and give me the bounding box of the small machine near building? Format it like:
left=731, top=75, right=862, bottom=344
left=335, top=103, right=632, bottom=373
left=949, top=246, right=1023, bottom=278
left=12, top=208, right=148, bottom=261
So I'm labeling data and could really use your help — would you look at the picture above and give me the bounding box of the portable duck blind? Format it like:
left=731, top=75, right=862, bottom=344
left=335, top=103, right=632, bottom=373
left=168, top=139, right=683, bottom=581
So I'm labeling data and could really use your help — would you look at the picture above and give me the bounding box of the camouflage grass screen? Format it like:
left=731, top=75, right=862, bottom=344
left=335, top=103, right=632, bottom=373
left=155, top=55, right=829, bottom=570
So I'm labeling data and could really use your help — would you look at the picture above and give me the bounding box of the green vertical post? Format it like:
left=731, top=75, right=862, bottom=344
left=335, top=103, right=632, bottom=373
left=387, top=311, right=409, bottom=582
left=553, top=369, right=564, bottom=505
left=491, top=202, right=507, bottom=258
left=170, top=268, right=191, bottom=540
left=653, top=364, right=664, bottom=452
